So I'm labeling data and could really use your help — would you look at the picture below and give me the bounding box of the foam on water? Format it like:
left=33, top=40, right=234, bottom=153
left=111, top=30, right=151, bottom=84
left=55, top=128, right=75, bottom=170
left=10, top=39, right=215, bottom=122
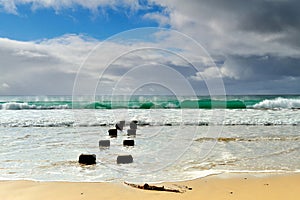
left=1, top=102, right=35, bottom=110
left=0, top=102, right=69, bottom=110
left=0, top=95, right=299, bottom=110
left=0, top=122, right=299, bottom=182
left=253, top=97, right=300, bottom=109
left=0, top=95, right=299, bottom=182
left=1, top=108, right=299, bottom=127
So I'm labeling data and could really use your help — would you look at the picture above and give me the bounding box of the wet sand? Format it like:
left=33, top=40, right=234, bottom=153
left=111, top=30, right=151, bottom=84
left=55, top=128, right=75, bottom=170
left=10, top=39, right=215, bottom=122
left=0, top=173, right=299, bottom=200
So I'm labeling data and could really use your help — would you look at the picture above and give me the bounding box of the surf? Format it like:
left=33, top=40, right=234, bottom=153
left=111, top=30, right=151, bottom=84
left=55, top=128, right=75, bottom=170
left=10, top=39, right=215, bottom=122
left=0, top=95, right=299, bottom=110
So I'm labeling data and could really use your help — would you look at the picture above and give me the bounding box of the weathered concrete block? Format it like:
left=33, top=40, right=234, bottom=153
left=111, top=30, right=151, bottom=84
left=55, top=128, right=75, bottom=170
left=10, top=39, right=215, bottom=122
left=79, top=154, right=96, bottom=165
left=116, top=120, right=125, bottom=130
left=117, top=155, right=133, bottom=164
left=130, top=121, right=137, bottom=129
left=99, top=140, right=110, bottom=147
left=115, top=123, right=123, bottom=130
left=127, top=129, right=136, bottom=136
left=108, top=129, right=117, bottom=137
left=123, top=139, right=134, bottom=146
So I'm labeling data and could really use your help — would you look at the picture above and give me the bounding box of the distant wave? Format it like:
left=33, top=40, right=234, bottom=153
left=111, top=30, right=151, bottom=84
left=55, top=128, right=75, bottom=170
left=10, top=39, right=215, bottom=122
left=0, top=100, right=246, bottom=110
left=0, top=120, right=298, bottom=127
left=253, top=97, right=300, bottom=109
left=0, top=102, right=69, bottom=110
left=195, top=136, right=300, bottom=143
left=180, top=99, right=247, bottom=109
left=1, top=96, right=300, bottom=110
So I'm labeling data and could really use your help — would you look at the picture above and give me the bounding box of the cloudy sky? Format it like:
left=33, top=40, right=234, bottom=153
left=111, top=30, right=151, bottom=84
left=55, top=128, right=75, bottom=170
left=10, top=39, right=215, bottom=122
left=0, top=0, right=299, bottom=95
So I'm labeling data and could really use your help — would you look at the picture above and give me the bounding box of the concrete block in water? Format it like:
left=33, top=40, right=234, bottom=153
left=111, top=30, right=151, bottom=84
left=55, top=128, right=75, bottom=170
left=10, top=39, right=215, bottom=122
left=79, top=154, right=96, bottom=165
left=108, top=129, right=117, bottom=137
left=119, top=120, right=125, bottom=126
left=127, top=129, right=136, bottom=136
left=123, top=139, right=134, bottom=146
left=129, top=121, right=137, bottom=130
left=115, top=123, right=123, bottom=130
left=116, top=120, right=125, bottom=130
left=99, top=140, right=110, bottom=147
left=117, top=155, right=133, bottom=164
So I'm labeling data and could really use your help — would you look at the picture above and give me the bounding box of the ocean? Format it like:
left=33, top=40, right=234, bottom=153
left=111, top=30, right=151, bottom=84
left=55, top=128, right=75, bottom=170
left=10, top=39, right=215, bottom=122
left=0, top=95, right=299, bottom=182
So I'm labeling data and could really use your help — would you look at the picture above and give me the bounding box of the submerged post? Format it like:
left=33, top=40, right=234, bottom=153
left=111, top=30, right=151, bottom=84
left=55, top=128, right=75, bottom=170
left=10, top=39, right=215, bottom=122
left=78, top=154, right=96, bottom=165
left=117, top=155, right=133, bottom=164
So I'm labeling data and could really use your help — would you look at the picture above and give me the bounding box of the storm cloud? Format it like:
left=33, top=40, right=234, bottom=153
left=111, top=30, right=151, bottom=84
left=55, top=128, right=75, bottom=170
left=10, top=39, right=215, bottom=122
left=0, top=0, right=299, bottom=95
left=149, top=0, right=300, bottom=94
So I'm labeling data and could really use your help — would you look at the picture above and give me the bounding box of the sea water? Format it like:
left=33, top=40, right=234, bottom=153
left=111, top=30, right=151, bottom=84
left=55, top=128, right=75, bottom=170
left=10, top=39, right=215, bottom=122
left=0, top=95, right=299, bottom=182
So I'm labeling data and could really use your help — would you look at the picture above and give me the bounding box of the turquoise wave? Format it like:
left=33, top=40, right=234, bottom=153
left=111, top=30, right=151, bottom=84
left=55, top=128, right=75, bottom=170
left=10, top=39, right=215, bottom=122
left=0, top=95, right=299, bottom=110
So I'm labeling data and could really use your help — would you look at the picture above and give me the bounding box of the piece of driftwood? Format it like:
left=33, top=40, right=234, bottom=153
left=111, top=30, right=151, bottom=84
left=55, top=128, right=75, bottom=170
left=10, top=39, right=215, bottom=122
left=124, top=182, right=182, bottom=193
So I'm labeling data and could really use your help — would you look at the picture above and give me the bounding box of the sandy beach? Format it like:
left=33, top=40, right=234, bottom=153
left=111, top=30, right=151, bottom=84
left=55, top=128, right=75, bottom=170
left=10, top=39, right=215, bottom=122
left=0, top=173, right=299, bottom=200
left=1, top=0, right=300, bottom=199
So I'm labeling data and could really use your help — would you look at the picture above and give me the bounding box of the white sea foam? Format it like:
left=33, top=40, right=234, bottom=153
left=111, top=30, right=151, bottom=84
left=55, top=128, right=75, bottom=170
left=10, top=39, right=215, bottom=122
left=0, top=116, right=299, bottom=182
left=0, top=108, right=299, bottom=127
left=253, top=97, right=300, bottom=109
left=0, top=102, right=69, bottom=110
left=2, top=125, right=300, bottom=182
left=0, top=102, right=35, bottom=110
left=0, top=95, right=300, bottom=182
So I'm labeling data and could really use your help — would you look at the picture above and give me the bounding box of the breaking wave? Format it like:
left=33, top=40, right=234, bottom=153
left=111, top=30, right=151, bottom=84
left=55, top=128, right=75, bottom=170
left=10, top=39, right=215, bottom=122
left=253, top=97, right=300, bottom=109
left=1, top=95, right=300, bottom=110
left=0, top=102, right=69, bottom=110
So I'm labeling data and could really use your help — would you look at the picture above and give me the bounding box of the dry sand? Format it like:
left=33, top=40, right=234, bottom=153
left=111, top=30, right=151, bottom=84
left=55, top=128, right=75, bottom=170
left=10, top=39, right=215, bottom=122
left=0, top=173, right=299, bottom=200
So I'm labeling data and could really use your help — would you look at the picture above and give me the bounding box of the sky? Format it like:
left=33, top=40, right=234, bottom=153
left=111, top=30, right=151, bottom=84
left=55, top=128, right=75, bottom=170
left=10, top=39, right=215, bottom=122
left=0, top=0, right=300, bottom=95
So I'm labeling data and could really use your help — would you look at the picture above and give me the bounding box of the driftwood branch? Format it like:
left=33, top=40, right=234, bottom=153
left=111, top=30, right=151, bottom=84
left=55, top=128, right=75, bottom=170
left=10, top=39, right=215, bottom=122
left=124, top=182, right=183, bottom=193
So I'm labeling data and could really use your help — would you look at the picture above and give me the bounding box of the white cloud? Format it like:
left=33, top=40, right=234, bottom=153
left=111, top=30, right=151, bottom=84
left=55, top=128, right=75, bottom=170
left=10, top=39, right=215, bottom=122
left=219, top=58, right=254, bottom=80
left=0, top=0, right=17, bottom=14
left=143, top=12, right=169, bottom=26
left=15, top=49, right=48, bottom=58
left=1, top=0, right=300, bottom=94
left=0, top=28, right=220, bottom=95
left=0, top=0, right=142, bottom=14
left=149, top=0, right=300, bottom=59
left=0, top=35, right=97, bottom=94
left=190, top=66, right=223, bottom=81
left=3, top=0, right=299, bottom=58
left=0, top=83, right=10, bottom=90
left=169, top=10, right=194, bottom=30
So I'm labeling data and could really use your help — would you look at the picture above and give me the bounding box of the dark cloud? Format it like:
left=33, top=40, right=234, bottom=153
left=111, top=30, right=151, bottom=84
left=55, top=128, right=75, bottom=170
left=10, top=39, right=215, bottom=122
left=224, top=55, right=300, bottom=80
left=199, top=0, right=300, bottom=33
left=238, top=0, right=300, bottom=34
left=223, top=76, right=300, bottom=94
left=277, top=28, right=300, bottom=49
left=206, top=0, right=300, bottom=49
left=1, top=1, right=300, bottom=95
left=158, top=0, right=300, bottom=94
left=221, top=55, right=300, bottom=94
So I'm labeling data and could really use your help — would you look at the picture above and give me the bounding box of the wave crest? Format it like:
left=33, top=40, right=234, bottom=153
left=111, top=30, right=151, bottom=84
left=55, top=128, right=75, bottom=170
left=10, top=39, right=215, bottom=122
left=253, top=97, right=300, bottom=109
left=0, top=102, right=69, bottom=110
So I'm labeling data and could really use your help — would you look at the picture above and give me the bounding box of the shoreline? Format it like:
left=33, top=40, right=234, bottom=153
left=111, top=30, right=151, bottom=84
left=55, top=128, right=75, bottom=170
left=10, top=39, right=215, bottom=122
left=0, top=172, right=299, bottom=200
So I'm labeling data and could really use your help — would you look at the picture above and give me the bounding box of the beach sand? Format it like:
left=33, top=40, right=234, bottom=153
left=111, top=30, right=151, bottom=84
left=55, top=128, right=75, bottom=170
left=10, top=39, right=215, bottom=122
left=0, top=173, right=299, bottom=200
